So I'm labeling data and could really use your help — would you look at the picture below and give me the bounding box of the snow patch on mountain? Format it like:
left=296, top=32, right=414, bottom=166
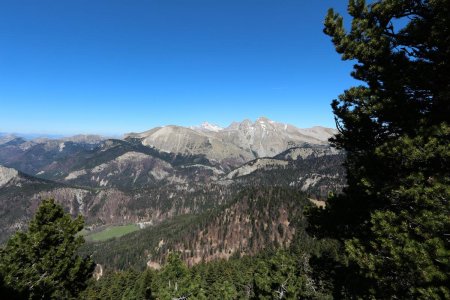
left=190, top=122, right=223, bottom=132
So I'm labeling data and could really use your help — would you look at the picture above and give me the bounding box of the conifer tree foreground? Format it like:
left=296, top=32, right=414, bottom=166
left=308, top=0, right=449, bottom=298
left=0, top=199, right=95, bottom=299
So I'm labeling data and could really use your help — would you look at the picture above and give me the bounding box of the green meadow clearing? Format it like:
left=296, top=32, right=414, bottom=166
left=84, top=224, right=140, bottom=242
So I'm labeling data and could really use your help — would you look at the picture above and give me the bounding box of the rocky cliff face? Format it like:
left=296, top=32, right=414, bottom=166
left=218, top=117, right=333, bottom=158
left=0, top=165, right=19, bottom=187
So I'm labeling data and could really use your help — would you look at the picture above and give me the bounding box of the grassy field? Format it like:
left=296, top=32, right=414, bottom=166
left=84, top=224, right=140, bottom=242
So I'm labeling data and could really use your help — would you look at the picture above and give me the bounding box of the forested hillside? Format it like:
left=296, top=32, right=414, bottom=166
left=0, top=143, right=345, bottom=244
left=80, top=187, right=313, bottom=270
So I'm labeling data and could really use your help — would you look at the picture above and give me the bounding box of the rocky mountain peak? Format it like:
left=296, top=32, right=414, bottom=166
left=121, top=117, right=337, bottom=165
left=256, top=116, right=272, bottom=123
left=191, top=122, right=223, bottom=132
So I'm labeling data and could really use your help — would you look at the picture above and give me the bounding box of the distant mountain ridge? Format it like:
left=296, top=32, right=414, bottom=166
left=126, top=117, right=337, bottom=166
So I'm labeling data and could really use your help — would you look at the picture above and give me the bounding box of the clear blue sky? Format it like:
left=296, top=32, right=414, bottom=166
left=0, top=0, right=357, bottom=135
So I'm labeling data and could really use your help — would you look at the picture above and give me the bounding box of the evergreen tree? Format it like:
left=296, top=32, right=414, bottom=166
left=308, top=0, right=449, bottom=298
left=253, top=251, right=303, bottom=299
left=0, top=199, right=95, bottom=299
left=136, top=269, right=155, bottom=300
left=209, top=280, right=238, bottom=300
left=152, top=252, right=197, bottom=299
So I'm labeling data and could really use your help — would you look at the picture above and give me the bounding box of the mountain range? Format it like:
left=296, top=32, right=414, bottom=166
left=0, top=117, right=345, bottom=269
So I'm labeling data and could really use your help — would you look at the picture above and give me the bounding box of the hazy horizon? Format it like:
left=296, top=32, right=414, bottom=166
left=0, top=115, right=337, bottom=138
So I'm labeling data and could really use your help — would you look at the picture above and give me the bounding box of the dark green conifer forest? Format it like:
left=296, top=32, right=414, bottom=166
left=0, top=0, right=448, bottom=299
left=308, top=0, right=449, bottom=298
